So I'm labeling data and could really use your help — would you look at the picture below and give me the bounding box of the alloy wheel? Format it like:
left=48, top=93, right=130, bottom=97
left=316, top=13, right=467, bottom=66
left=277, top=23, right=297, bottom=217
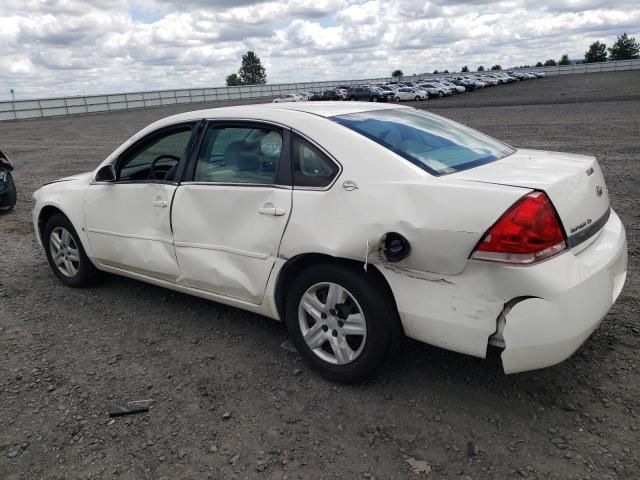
left=298, top=282, right=367, bottom=365
left=49, top=226, right=80, bottom=277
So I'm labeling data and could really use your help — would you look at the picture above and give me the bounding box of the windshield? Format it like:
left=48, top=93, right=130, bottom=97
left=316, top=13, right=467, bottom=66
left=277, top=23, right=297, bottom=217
left=332, top=108, right=515, bottom=175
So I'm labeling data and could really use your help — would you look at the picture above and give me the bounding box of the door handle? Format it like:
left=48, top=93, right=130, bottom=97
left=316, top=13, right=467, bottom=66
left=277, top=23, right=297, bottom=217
left=258, top=206, right=286, bottom=216
left=153, top=199, right=168, bottom=208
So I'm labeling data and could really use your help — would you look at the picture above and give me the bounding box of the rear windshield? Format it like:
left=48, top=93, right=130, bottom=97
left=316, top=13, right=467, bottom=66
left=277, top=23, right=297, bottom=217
left=332, top=108, right=514, bottom=175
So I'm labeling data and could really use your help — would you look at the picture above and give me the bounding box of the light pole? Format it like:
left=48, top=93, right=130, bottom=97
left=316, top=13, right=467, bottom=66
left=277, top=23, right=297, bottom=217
left=10, top=89, right=15, bottom=101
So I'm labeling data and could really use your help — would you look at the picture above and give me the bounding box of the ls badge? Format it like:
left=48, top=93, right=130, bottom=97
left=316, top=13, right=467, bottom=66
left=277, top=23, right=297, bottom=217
left=342, top=180, right=359, bottom=191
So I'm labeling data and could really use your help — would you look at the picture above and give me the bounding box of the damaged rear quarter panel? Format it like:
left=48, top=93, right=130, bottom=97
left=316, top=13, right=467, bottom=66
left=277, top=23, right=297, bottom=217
left=378, top=265, right=506, bottom=358
left=280, top=177, right=529, bottom=276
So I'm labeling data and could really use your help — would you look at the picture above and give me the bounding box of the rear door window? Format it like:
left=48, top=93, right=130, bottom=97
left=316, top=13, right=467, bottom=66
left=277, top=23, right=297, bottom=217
left=194, top=126, right=283, bottom=185
left=292, top=135, right=339, bottom=188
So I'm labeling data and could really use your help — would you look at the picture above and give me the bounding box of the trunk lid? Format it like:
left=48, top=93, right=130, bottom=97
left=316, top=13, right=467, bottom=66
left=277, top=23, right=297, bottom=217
left=451, top=149, right=610, bottom=249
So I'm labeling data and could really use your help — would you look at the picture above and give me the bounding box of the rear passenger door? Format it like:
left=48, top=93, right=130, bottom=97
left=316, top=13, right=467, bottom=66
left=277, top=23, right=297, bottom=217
left=171, top=122, right=292, bottom=304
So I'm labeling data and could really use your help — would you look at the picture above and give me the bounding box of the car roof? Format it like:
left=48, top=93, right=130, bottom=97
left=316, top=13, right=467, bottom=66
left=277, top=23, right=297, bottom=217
left=157, top=101, right=407, bottom=125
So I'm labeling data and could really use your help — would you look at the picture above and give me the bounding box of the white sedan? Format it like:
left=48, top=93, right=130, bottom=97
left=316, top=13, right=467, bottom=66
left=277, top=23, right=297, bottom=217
left=32, top=102, right=627, bottom=383
left=394, top=88, right=426, bottom=102
left=273, top=94, right=301, bottom=103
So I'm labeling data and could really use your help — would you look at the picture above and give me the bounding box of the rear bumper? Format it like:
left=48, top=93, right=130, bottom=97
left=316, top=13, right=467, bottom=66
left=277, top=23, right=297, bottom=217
left=499, top=208, right=627, bottom=373
left=380, top=208, right=627, bottom=374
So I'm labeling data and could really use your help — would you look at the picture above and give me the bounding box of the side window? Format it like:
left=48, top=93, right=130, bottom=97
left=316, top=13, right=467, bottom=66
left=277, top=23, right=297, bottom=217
left=292, top=135, right=339, bottom=188
left=194, top=126, right=283, bottom=185
left=118, top=126, right=193, bottom=182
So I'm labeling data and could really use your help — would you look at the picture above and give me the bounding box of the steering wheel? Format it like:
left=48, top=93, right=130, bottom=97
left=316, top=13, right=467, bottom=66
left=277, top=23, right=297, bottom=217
left=149, top=154, right=180, bottom=180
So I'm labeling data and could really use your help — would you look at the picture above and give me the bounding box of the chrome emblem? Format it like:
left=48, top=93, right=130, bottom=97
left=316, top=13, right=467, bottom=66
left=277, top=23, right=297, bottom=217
left=586, top=167, right=594, bottom=176
left=595, top=185, right=603, bottom=196
left=342, top=180, right=359, bottom=191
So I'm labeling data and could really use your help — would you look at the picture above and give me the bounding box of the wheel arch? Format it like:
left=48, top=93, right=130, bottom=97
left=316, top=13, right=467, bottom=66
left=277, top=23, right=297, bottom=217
left=274, top=253, right=401, bottom=328
left=38, top=204, right=70, bottom=240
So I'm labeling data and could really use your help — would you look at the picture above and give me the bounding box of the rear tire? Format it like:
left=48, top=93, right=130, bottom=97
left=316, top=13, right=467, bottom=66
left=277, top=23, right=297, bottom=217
left=372, top=96, right=378, bottom=102
left=415, top=96, right=420, bottom=101
left=43, top=213, right=103, bottom=287
left=285, top=263, right=400, bottom=383
left=350, top=96, right=356, bottom=101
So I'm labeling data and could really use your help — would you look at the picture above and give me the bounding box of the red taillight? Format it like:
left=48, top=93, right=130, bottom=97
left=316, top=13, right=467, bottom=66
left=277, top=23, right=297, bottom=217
left=471, top=191, right=566, bottom=264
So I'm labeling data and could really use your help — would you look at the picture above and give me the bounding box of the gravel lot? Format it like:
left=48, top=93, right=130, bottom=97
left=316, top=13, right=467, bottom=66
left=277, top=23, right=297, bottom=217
left=1, top=71, right=638, bottom=480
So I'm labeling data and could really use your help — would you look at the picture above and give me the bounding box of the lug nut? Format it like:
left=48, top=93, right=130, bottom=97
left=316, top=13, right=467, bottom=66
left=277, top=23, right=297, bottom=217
left=338, top=321, right=344, bottom=328
left=321, top=313, right=327, bottom=319
left=322, top=325, right=329, bottom=332
left=332, top=330, right=338, bottom=337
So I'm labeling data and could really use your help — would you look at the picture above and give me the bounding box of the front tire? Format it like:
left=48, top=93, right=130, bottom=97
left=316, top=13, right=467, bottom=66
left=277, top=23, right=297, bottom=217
left=285, top=263, right=400, bottom=383
left=43, top=213, right=103, bottom=287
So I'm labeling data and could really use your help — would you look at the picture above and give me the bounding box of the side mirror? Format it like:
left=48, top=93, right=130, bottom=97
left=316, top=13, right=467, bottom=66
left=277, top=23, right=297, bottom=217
left=95, top=164, right=116, bottom=182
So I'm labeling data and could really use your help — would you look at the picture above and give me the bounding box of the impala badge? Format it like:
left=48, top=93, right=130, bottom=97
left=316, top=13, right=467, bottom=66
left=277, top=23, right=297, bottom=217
left=595, top=185, right=603, bottom=196
left=342, top=180, right=359, bottom=191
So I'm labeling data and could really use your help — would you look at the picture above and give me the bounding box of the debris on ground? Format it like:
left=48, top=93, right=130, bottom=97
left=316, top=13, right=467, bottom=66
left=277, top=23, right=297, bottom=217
left=405, top=457, right=432, bottom=476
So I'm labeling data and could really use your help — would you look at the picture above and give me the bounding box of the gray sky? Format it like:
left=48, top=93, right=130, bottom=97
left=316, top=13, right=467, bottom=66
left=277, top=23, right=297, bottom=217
left=1, top=0, right=639, bottom=99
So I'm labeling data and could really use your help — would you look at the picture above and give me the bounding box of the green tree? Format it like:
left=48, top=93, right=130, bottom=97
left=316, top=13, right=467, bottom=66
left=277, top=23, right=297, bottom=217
left=544, top=59, right=557, bottom=66
left=490, top=64, right=502, bottom=70
left=391, top=69, right=403, bottom=78
left=608, top=33, right=640, bottom=60
left=433, top=69, right=439, bottom=74
left=443, top=69, right=449, bottom=73
left=558, top=54, right=571, bottom=65
left=461, top=65, right=469, bottom=72
left=238, top=51, right=267, bottom=85
left=477, top=65, right=485, bottom=72
left=535, top=61, right=543, bottom=67
left=584, top=41, right=607, bottom=63
left=225, top=73, right=242, bottom=86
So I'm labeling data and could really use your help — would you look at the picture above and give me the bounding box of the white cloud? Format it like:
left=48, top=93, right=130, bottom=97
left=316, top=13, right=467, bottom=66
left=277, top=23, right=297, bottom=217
left=0, top=0, right=638, bottom=99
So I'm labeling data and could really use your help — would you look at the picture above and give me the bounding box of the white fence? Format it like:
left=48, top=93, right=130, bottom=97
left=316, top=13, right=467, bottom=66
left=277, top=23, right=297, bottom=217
left=0, top=75, right=408, bottom=122
left=527, top=58, right=640, bottom=75
left=1, top=58, right=639, bottom=122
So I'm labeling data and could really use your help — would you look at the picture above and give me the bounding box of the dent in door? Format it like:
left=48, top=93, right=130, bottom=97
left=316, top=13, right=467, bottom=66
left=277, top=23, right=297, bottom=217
left=172, top=185, right=291, bottom=304
left=84, top=183, right=179, bottom=281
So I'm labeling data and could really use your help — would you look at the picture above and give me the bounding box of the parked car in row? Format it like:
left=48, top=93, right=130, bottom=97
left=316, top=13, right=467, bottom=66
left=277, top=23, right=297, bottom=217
left=437, top=79, right=465, bottom=93
left=394, top=87, right=427, bottom=102
left=309, top=90, right=343, bottom=101
left=418, top=82, right=449, bottom=98
left=346, top=86, right=386, bottom=102
left=273, top=94, right=302, bottom=103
